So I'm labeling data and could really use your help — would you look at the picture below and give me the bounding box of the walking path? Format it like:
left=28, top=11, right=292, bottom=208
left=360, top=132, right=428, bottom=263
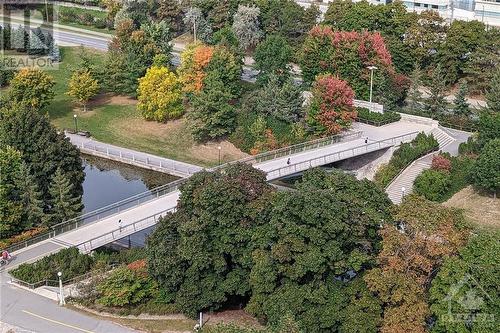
left=67, top=133, right=203, bottom=178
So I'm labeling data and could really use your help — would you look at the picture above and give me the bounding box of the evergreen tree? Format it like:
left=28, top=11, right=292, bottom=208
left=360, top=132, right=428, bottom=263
left=15, top=162, right=45, bottom=228
left=254, top=35, right=293, bottom=84
left=453, top=80, right=470, bottom=117
left=406, top=65, right=423, bottom=113
left=425, top=65, right=447, bottom=114
left=183, top=7, right=213, bottom=44
left=486, top=68, right=500, bottom=113
left=28, top=28, right=47, bottom=56
left=232, top=5, right=262, bottom=50
left=0, top=146, right=23, bottom=238
left=48, top=168, right=83, bottom=225
left=188, top=77, right=236, bottom=142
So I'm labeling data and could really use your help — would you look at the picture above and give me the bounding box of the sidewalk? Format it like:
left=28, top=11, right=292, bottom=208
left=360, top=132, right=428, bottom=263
left=66, top=133, right=203, bottom=178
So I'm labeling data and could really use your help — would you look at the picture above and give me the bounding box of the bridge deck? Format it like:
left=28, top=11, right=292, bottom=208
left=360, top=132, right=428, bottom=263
left=5, top=121, right=436, bottom=269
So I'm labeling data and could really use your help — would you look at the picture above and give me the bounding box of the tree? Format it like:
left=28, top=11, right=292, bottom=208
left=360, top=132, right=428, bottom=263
left=156, top=0, right=184, bottom=34
left=406, top=65, right=424, bottom=113
left=485, top=68, right=500, bottom=113
left=137, top=66, right=183, bottom=122
left=477, top=111, right=500, bottom=148
left=204, top=46, right=242, bottom=98
left=178, top=42, right=214, bottom=94
left=15, top=162, right=45, bottom=229
left=413, top=169, right=451, bottom=202
left=429, top=231, right=500, bottom=333
left=463, top=28, right=500, bottom=95
left=425, top=64, right=447, bottom=114
left=188, top=78, right=236, bottom=142
left=453, top=80, right=470, bottom=117
left=364, top=195, right=470, bottom=333
left=147, top=164, right=272, bottom=318
left=438, top=20, right=487, bottom=85
left=8, top=68, right=55, bottom=112
left=212, top=26, right=239, bottom=54
left=48, top=168, right=83, bottom=226
left=472, top=138, right=500, bottom=197
left=0, top=146, right=23, bottom=238
left=184, top=7, right=213, bottom=44
left=67, top=70, right=100, bottom=112
left=0, top=107, right=84, bottom=209
left=248, top=169, right=390, bottom=331
left=254, top=35, right=293, bottom=84
left=307, top=74, right=357, bottom=135
left=142, top=20, right=173, bottom=56
left=247, top=74, right=304, bottom=123
left=232, top=5, right=262, bottom=51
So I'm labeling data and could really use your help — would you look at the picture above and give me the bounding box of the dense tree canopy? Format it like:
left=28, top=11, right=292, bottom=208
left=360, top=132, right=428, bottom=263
left=0, top=107, right=84, bottom=212
left=429, top=231, right=500, bottom=333
left=472, top=138, right=500, bottom=196
left=365, top=195, right=470, bottom=333
left=8, top=68, right=55, bottom=112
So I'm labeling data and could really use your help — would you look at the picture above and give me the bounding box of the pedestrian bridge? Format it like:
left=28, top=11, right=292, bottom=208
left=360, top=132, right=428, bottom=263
left=4, top=130, right=419, bottom=268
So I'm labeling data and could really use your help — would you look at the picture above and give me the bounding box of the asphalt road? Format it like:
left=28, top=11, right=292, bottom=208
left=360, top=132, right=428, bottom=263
left=0, top=272, right=137, bottom=333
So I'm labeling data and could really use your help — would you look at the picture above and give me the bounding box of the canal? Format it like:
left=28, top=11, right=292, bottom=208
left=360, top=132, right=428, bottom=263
left=81, top=155, right=180, bottom=246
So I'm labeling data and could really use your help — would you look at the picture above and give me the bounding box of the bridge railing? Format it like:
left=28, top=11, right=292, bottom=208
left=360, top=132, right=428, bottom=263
left=5, top=179, right=185, bottom=253
left=265, top=131, right=419, bottom=180
left=78, top=208, right=176, bottom=254
left=5, top=130, right=361, bottom=254
left=77, top=139, right=202, bottom=176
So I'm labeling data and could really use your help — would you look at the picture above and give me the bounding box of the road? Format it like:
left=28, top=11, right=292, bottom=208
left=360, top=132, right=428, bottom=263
left=1, top=272, right=137, bottom=333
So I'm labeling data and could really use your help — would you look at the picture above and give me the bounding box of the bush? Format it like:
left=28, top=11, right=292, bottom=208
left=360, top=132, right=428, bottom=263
left=431, top=154, right=452, bottom=172
left=374, top=133, right=439, bottom=187
left=96, top=265, right=157, bottom=307
left=414, top=169, right=452, bottom=201
left=356, top=107, right=401, bottom=126
left=11, top=248, right=94, bottom=284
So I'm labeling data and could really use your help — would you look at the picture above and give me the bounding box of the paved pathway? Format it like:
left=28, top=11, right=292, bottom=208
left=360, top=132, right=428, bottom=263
left=67, top=133, right=203, bottom=178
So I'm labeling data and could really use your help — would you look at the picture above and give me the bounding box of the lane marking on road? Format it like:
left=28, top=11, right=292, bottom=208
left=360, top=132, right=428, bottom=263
left=21, top=310, right=95, bottom=333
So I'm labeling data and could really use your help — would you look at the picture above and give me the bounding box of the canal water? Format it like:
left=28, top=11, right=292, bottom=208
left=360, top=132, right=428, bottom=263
left=81, top=154, right=179, bottom=246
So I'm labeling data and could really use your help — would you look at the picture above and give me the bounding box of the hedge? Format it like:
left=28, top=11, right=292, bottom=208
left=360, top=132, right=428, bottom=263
left=356, top=107, right=401, bottom=126
left=10, top=247, right=146, bottom=284
left=374, top=132, right=439, bottom=187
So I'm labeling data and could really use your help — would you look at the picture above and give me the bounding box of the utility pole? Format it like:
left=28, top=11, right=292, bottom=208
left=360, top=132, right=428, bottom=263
left=367, top=65, right=378, bottom=111
left=57, top=271, right=65, bottom=306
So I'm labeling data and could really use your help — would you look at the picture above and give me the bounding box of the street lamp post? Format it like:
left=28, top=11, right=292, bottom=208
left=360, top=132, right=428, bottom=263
left=401, top=186, right=406, bottom=200
left=57, top=271, right=65, bottom=306
left=73, top=114, right=78, bottom=133
left=218, top=146, right=222, bottom=166
left=367, top=65, right=378, bottom=107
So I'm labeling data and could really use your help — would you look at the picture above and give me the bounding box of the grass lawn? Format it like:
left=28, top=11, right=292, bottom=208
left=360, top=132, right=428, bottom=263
left=444, top=186, right=500, bottom=230
left=47, top=47, right=246, bottom=167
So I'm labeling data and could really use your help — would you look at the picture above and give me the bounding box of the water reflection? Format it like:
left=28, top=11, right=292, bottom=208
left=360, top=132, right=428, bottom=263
left=81, top=154, right=179, bottom=213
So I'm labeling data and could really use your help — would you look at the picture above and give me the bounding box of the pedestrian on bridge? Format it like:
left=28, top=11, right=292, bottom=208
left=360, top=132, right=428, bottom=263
left=287, top=158, right=291, bottom=165
left=119, top=219, right=122, bottom=231
left=365, top=137, right=368, bottom=144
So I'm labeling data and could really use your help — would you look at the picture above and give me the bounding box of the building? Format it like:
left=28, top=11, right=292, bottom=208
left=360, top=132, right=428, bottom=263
left=475, top=0, right=500, bottom=26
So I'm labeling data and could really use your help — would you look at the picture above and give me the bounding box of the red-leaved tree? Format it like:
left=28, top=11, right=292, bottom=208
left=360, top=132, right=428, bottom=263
left=307, top=74, right=357, bottom=135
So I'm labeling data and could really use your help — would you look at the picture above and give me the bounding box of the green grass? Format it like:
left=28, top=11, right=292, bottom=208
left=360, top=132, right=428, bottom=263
left=47, top=47, right=230, bottom=167
left=56, top=5, right=113, bottom=34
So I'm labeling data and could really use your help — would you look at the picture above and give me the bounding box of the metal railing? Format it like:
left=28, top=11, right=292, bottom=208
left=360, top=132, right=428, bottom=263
left=265, top=132, right=419, bottom=180
left=5, top=179, right=185, bottom=253
left=77, top=140, right=202, bottom=176
left=78, top=208, right=176, bottom=254
left=4, top=130, right=362, bottom=254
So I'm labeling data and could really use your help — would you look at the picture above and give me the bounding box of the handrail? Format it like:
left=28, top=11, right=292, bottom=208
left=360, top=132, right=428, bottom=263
left=265, top=132, right=420, bottom=180
left=77, top=208, right=176, bottom=254
left=3, top=130, right=362, bottom=254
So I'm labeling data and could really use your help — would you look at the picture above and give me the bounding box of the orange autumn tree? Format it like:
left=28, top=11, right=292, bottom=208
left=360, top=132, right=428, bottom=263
left=178, top=42, right=214, bottom=94
left=364, top=195, right=470, bottom=333
left=307, top=74, right=357, bottom=135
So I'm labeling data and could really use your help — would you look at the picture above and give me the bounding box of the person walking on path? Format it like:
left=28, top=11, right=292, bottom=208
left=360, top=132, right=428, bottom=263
left=365, top=137, right=368, bottom=144
left=287, top=158, right=291, bottom=165
left=118, top=219, right=122, bottom=232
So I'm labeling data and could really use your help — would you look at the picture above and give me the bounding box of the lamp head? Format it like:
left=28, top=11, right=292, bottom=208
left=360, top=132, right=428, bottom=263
left=73, top=114, right=77, bottom=118
left=57, top=271, right=62, bottom=277
left=367, top=65, right=378, bottom=70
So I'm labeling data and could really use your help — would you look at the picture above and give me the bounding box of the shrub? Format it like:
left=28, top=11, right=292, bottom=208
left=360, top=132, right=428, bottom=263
left=431, top=154, right=452, bottom=172
left=414, top=169, right=452, bottom=201
left=96, top=266, right=157, bottom=307
left=374, top=133, right=439, bottom=187
left=10, top=248, right=94, bottom=284
left=356, top=108, right=401, bottom=126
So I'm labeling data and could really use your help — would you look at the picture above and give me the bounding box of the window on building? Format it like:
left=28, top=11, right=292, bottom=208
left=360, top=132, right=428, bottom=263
left=432, top=4, right=438, bottom=8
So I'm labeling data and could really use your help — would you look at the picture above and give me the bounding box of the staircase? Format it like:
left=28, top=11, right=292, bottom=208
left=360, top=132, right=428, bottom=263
left=386, top=128, right=455, bottom=204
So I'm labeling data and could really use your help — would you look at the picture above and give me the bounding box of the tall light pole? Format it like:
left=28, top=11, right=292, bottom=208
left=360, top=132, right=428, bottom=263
left=57, top=271, right=65, bottom=306
left=367, top=65, right=378, bottom=106
left=218, top=146, right=221, bottom=166
left=73, top=114, right=78, bottom=133
left=401, top=186, right=406, bottom=200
